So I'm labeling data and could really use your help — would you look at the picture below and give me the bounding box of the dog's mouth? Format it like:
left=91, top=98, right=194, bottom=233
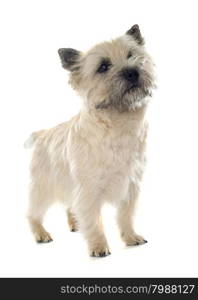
left=95, top=80, right=154, bottom=111
left=124, top=82, right=153, bottom=99
left=124, top=84, right=139, bottom=95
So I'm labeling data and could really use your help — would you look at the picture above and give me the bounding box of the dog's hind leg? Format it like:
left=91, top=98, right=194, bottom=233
left=67, top=209, right=78, bottom=232
left=27, top=183, right=53, bottom=243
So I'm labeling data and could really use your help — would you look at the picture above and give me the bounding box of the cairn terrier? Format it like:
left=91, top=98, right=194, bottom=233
left=26, top=25, right=155, bottom=257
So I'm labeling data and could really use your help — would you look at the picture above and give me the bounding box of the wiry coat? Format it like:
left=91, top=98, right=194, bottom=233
left=27, top=25, right=155, bottom=257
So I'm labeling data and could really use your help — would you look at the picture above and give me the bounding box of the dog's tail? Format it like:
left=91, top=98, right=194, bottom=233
left=24, top=130, right=44, bottom=149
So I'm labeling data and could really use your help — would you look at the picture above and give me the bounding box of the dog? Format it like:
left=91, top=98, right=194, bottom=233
left=26, top=25, right=155, bottom=257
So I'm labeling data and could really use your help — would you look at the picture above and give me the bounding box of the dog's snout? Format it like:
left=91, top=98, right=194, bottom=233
left=122, top=68, right=139, bottom=85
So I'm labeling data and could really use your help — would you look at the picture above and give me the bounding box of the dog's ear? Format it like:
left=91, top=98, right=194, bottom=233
left=126, top=24, right=144, bottom=45
left=58, top=48, right=81, bottom=71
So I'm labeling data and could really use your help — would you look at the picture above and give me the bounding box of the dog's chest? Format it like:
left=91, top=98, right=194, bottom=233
left=100, top=129, right=144, bottom=176
left=102, top=133, right=135, bottom=167
left=88, top=128, right=145, bottom=201
left=68, top=117, right=147, bottom=200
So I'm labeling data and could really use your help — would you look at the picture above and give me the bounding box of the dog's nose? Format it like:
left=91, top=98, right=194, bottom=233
left=122, top=68, right=139, bottom=85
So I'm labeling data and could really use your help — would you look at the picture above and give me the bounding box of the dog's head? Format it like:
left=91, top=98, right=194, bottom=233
left=58, top=25, right=155, bottom=112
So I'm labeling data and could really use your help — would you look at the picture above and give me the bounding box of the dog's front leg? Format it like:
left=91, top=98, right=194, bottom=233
left=116, top=182, right=147, bottom=246
left=76, top=200, right=110, bottom=257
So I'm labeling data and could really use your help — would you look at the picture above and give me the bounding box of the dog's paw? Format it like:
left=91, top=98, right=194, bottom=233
left=124, top=233, right=147, bottom=246
left=67, top=210, right=78, bottom=232
left=69, top=222, right=78, bottom=232
left=70, top=227, right=78, bottom=232
left=90, top=245, right=111, bottom=258
left=35, top=230, right=53, bottom=243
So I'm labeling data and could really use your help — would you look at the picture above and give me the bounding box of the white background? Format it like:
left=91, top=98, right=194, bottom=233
left=0, top=0, right=198, bottom=277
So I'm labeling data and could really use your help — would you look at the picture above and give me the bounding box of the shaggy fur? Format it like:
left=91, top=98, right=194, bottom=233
left=26, top=25, right=155, bottom=257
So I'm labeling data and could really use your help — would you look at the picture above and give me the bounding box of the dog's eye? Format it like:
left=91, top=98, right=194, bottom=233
left=97, top=61, right=111, bottom=73
left=127, top=51, right=132, bottom=59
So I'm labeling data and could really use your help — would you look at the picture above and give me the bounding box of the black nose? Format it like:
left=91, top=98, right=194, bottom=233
left=122, top=68, right=139, bottom=85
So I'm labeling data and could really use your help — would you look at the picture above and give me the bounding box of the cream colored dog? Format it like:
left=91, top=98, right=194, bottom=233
left=26, top=25, right=155, bottom=257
